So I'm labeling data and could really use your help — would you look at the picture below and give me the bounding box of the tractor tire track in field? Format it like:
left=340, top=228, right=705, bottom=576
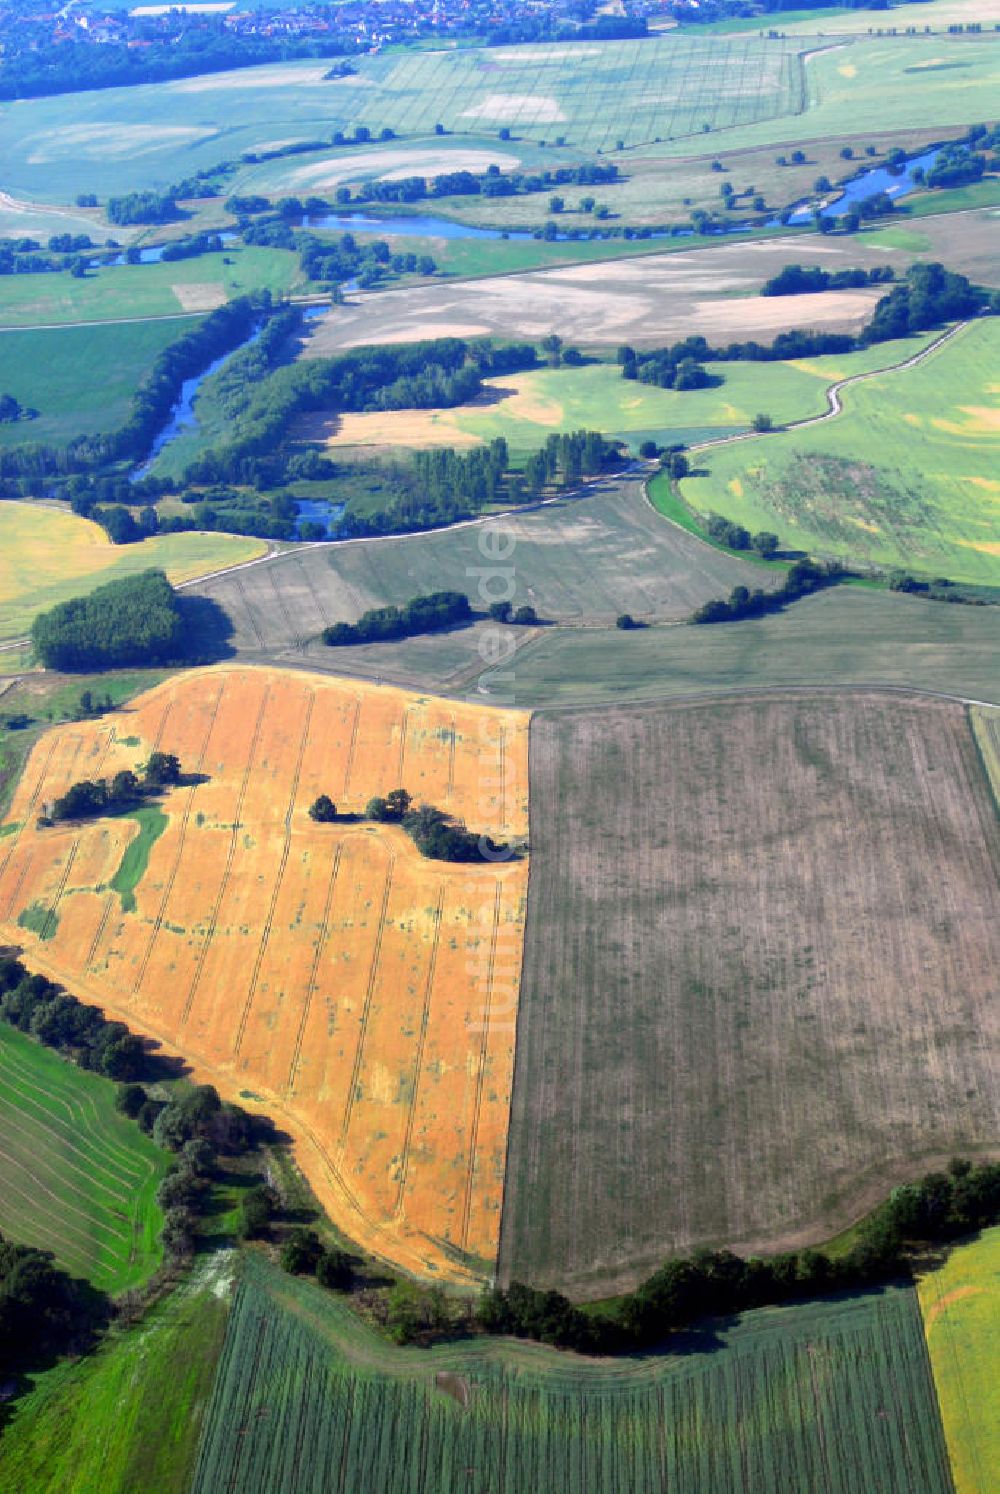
left=133, top=683, right=226, bottom=998
left=392, top=884, right=444, bottom=1221
left=0, top=733, right=79, bottom=904
left=32, top=724, right=121, bottom=942
left=341, top=696, right=362, bottom=802
left=0, top=1065, right=151, bottom=1190
left=395, top=705, right=410, bottom=788
left=179, top=685, right=272, bottom=1028
left=459, top=880, right=503, bottom=1252
left=284, top=842, right=344, bottom=1100
left=337, top=850, right=396, bottom=1152
left=292, top=550, right=333, bottom=634
left=267, top=564, right=304, bottom=652
left=232, top=689, right=316, bottom=1058
left=85, top=698, right=175, bottom=970
left=234, top=575, right=267, bottom=651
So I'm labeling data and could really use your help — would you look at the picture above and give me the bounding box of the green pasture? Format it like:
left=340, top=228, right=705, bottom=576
left=918, top=1227, right=1000, bottom=1494
left=111, top=804, right=169, bottom=913
left=0, top=39, right=803, bottom=205
left=0, top=246, right=301, bottom=328
left=472, top=588, right=1000, bottom=707
left=679, top=317, right=1000, bottom=585
left=0, top=35, right=994, bottom=218
left=0, top=1260, right=230, bottom=1494
left=646, top=35, right=1000, bottom=159
left=766, top=0, right=1000, bottom=35
left=0, top=1024, right=169, bottom=1292
left=0, top=318, right=197, bottom=447
left=191, top=1256, right=950, bottom=1493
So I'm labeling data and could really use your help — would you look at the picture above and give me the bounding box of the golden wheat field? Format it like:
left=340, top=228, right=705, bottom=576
left=0, top=666, right=530, bottom=1282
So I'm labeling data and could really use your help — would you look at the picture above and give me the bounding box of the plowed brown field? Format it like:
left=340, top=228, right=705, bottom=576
left=0, top=666, right=530, bottom=1283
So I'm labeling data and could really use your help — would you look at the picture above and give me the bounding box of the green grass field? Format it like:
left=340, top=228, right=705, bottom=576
left=0, top=319, right=199, bottom=447
left=0, top=502, right=267, bottom=643
left=191, top=1256, right=951, bottom=1493
left=0, top=1257, right=231, bottom=1494
left=0, top=246, right=301, bottom=328
left=0, top=40, right=803, bottom=205
left=0, top=1024, right=169, bottom=1292
left=0, top=36, right=994, bottom=216
left=472, top=588, right=1000, bottom=707
left=679, top=318, right=1000, bottom=586
left=917, top=1227, right=1000, bottom=1494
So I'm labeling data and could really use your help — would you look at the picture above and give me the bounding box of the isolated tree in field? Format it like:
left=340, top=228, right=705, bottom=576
left=666, top=452, right=689, bottom=480
left=115, top=1082, right=146, bottom=1118
left=489, top=600, right=513, bottom=623
left=752, top=532, right=780, bottom=557
left=753, top=413, right=773, bottom=433
left=144, top=751, right=181, bottom=787
left=309, top=794, right=337, bottom=823
left=316, top=1247, right=353, bottom=1291
left=281, top=1227, right=323, bottom=1275
left=237, top=1184, right=278, bottom=1241
left=512, top=605, right=538, bottom=625
left=385, top=788, right=412, bottom=821
left=616, top=613, right=637, bottom=630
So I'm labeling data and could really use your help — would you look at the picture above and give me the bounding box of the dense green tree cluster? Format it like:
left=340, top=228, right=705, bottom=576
left=691, top=559, right=844, bottom=624
left=0, top=1231, right=102, bottom=1373
left=704, top=514, right=780, bottom=555
left=44, top=750, right=181, bottom=824
left=182, top=338, right=483, bottom=487
left=521, top=430, right=613, bottom=492
left=0, top=956, right=146, bottom=1081
left=106, top=192, right=179, bottom=226
left=761, top=263, right=895, bottom=297
left=344, top=159, right=621, bottom=207
left=399, top=802, right=511, bottom=863
left=0, top=29, right=352, bottom=102
left=479, top=1158, right=1000, bottom=1354
left=861, top=262, right=986, bottom=343
left=31, top=569, right=187, bottom=671
left=322, top=590, right=473, bottom=647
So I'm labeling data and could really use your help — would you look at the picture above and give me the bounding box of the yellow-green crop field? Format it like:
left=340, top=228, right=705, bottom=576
left=324, top=336, right=937, bottom=456
left=680, top=317, right=1000, bottom=586
left=0, top=502, right=266, bottom=643
left=918, top=1227, right=1000, bottom=1494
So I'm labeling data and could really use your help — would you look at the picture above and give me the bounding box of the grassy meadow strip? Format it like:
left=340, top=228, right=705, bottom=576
left=917, top=1226, right=1000, bottom=1494
left=0, top=1024, right=169, bottom=1291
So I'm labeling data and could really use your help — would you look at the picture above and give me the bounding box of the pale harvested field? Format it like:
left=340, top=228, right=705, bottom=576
left=172, top=282, right=227, bottom=311
left=500, top=692, right=1000, bottom=1297
left=303, top=216, right=1000, bottom=355
left=288, top=147, right=522, bottom=191
left=309, top=245, right=890, bottom=353
left=0, top=667, right=530, bottom=1283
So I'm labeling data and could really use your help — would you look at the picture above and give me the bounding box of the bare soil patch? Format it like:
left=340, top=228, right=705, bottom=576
left=172, top=283, right=227, bottom=311
left=500, top=692, right=1000, bottom=1298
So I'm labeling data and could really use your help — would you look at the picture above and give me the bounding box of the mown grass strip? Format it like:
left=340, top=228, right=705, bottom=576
left=110, top=804, right=169, bottom=913
left=0, top=1024, right=169, bottom=1291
